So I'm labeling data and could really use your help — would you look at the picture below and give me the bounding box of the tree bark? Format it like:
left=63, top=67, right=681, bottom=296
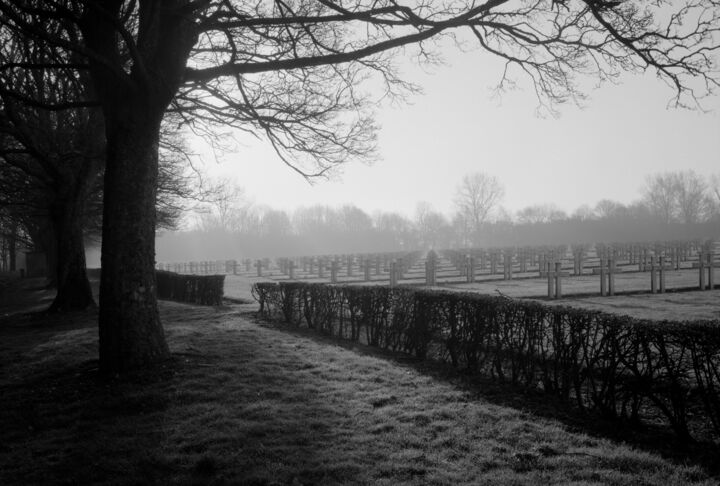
left=48, top=191, right=95, bottom=312
left=80, top=0, right=199, bottom=375
left=98, top=106, right=169, bottom=374
left=27, top=219, right=57, bottom=285
left=8, top=220, right=17, bottom=272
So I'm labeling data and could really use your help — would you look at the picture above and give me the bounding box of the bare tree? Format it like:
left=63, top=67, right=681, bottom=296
left=292, top=205, right=335, bottom=236
left=594, top=199, right=626, bottom=219
left=675, top=170, right=711, bottom=224
left=415, top=202, right=449, bottom=249
left=191, top=180, right=250, bottom=232
left=451, top=212, right=472, bottom=248
left=643, top=172, right=679, bottom=224
left=2, top=0, right=719, bottom=373
left=709, top=173, right=720, bottom=220
left=571, top=204, right=596, bottom=221
left=516, top=204, right=568, bottom=224
left=374, top=210, right=415, bottom=250
left=643, top=170, right=711, bottom=224
left=625, top=201, right=652, bottom=220
left=256, top=207, right=293, bottom=238
left=454, top=172, right=504, bottom=236
left=337, top=205, right=373, bottom=234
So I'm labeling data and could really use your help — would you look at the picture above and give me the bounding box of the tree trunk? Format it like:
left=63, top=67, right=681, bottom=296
left=8, top=220, right=17, bottom=272
left=80, top=0, right=199, bottom=375
left=48, top=192, right=95, bottom=312
left=27, top=219, right=57, bottom=286
left=1, top=235, right=6, bottom=272
left=98, top=110, right=168, bottom=374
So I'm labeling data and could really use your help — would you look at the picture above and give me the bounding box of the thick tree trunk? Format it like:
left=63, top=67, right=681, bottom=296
left=29, top=220, right=57, bottom=286
left=48, top=193, right=95, bottom=312
left=80, top=0, right=199, bottom=375
left=8, top=220, right=17, bottom=272
left=1, top=236, right=6, bottom=272
left=98, top=111, right=168, bottom=374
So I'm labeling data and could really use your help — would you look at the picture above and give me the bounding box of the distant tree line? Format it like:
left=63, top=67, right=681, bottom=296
left=156, top=169, right=720, bottom=261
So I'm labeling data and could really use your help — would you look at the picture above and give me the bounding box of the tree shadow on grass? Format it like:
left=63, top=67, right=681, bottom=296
left=248, top=312, right=720, bottom=479
left=0, top=354, right=188, bottom=485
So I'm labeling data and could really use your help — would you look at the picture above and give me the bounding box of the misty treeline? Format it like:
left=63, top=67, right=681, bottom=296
left=157, top=169, right=720, bottom=261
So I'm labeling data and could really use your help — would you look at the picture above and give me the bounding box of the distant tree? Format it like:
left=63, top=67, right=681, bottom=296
left=257, top=208, right=293, bottom=238
left=643, top=172, right=679, bottom=223
left=625, top=201, right=653, bottom=220
left=451, top=212, right=472, bottom=248
left=594, top=199, right=627, bottom=220
left=711, top=174, right=720, bottom=203
left=415, top=202, right=449, bottom=249
left=674, top=170, right=711, bottom=224
left=0, top=211, right=26, bottom=271
left=454, top=172, right=504, bottom=239
left=516, top=204, right=567, bottom=224
left=374, top=211, right=415, bottom=250
left=571, top=204, right=596, bottom=221
left=643, top=170, right=712, bottom=224
left=192, top=181, right=250, bottom=233
left=292, top=205, right=334, bottom=236
left=337, top=205, right=373, bottom=234
left=494, top=206, right=514, bottom=224
left=710, top=174, right=720, bottom=220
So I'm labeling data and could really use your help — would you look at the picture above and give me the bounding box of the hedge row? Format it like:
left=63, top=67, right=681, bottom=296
left=252, top=281, right=720, bottom=442
left=156, top=270, right=225, bottom=305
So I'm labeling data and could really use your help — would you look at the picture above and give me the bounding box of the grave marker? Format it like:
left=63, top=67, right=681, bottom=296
left=331, top=260, right=339, bottom=283
left=649, top=255, right=670, bottom=294
left=599, top=257, right=619, bottom=296
left=425, top=251, right=437, bottom=286
left=502, top=252, right=512, bottom=280
left=466, top=254, right=475, bottom=283
left=546, top=261, right=569, bottom=299
left=698, top=250, right=715, bottom=290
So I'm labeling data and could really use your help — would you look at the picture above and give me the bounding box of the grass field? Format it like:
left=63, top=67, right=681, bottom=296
left=223, top=272, right=720, bottom=322
left=1, top=275, right=719, bottom=484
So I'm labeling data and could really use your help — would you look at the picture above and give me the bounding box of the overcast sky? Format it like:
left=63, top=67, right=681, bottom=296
left=193, top=46, right=720, bottom=220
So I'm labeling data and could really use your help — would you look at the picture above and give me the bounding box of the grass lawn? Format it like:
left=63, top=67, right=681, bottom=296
left=223, top=270, right=720, bottom=322
left=1, top=280, right=717, bottom=485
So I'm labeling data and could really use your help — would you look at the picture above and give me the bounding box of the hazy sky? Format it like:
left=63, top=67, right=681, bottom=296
left=193, top=47, right=720, bottom=220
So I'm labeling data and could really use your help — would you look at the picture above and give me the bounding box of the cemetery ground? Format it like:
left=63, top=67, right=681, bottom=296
left=223, top=270, right=720, bottom=322
left=1, top=274, right=719, bottom=485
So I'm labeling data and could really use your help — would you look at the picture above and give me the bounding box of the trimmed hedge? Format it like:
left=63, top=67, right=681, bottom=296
left=156, top=270, right=225, bottom=305
left=252, top=281, right=720, bottom=442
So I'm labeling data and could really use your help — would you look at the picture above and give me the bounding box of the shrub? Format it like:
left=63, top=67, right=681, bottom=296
left=251, top=281, right=720, bottom=442
left=156, top=270, right=225, bottom=306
